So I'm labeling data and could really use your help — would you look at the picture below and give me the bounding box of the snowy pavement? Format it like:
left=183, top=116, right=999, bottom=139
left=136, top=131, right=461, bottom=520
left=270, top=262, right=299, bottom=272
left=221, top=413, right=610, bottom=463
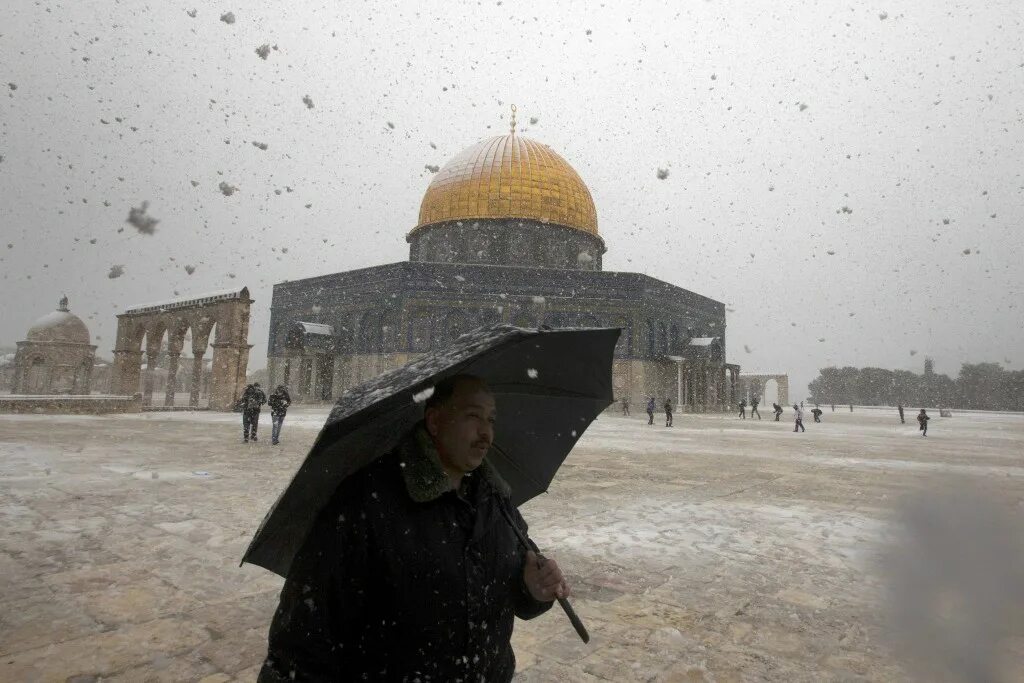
left=1, top=408, right=1022, bottom=681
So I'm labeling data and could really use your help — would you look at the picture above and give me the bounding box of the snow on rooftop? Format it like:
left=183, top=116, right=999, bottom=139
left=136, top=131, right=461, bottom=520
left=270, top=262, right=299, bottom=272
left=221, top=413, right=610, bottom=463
left=123, top=287, right=248, bottom=314
left=689, top=337, right=719, bottom=346
left=296, top=322, right=334, bottom=336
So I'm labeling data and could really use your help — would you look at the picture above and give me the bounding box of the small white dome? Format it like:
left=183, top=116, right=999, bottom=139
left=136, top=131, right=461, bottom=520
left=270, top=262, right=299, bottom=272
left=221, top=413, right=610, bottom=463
left=26, top=310, right=91, bottom=345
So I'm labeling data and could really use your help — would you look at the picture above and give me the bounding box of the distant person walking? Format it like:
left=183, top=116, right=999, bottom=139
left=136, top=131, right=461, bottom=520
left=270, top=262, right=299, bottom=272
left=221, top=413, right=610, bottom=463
left=751, top=399, right=761, bottom=420
left=621, top=397, right=630, bottom=416
left=268, top=385, right=291, bottom=446
left=831, top=404, right=835, bottom=412
left=773, top=402, right=783, bottom=421
left=646, top=397, right=656, bottom=425
left=918, top=409, right=930, bottom=436
left=738, top=399, right=747, bottom=419
left=241, top=382, right=267, bottom=443
left=811, top=407, right=823, bottom=423
left=793, top=404, right=805, bottom=432
left=664, top=398, right=673, bottom=427
left=849, top=403, right=854, bottom=412
left=897, top=404, right=905, bottom=424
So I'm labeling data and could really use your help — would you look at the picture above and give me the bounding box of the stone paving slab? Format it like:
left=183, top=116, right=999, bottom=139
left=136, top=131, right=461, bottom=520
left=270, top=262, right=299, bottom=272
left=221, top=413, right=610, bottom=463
left=0, top=409, right=1022, bottom=681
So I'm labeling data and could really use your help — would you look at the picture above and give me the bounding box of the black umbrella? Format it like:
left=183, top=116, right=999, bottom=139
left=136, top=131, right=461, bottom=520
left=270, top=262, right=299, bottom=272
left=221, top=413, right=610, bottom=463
left=242, top=324, right=619, bottom=638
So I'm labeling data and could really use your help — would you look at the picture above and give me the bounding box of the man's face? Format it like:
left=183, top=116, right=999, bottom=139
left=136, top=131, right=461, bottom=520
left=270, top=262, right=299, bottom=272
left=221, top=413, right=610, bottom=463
left=426, top=380, right=496, bottom=476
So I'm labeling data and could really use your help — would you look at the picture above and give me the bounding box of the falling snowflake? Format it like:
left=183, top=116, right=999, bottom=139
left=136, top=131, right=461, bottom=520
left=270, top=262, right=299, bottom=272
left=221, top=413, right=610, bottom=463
left=186, top=8, right=197, bottom=18
left=255, top=44, right=271, bottom=60
left=7, top=83, right=16, bottom=91
left=529, top=116, right=539, bottom=125
left=126, top=202, right=159, bottom=234
left=108, top=265, right=125, bottom=278
left=526, top=368, right=539, bottom=379
left=879, top=11, right=888, bottom=20
left=424, top=164, right=439, bottom=173
left=656, top=168, right=669, bottom=180
left=386, top=121, right=395, bottom=129
left=184, top=265, right=196, bottom=275
left=743, top=345, right=752, bottom=353
left=220, top=11, right=235, bottom=24
left=412, top=386, right=435, bottom=403
left=252, top=141, right=268, bottom=150
left=826, top=250, right=836, bottom=255
left=302, top=94, right=315, bottom=109
left=218, top=181, right=238, bottom=196
left=962, top=248, right=971, bottom=255
left=190, top=180, right=199, bottom=187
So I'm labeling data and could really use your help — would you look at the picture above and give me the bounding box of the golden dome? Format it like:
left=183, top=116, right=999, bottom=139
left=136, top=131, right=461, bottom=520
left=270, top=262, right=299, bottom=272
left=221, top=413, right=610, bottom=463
left=414, top=135, right=598, bottom=236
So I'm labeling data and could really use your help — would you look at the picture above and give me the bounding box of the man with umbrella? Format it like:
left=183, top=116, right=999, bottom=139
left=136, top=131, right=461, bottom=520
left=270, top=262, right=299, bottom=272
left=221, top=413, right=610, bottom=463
left=249, top=325, right=613, bottom=681
left=258, top=374, right=569, bottom=681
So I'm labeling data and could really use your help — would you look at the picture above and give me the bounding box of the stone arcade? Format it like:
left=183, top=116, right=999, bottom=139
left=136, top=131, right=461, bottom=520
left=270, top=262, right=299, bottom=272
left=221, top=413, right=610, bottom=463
left=268, top=129, right=740, bottom=409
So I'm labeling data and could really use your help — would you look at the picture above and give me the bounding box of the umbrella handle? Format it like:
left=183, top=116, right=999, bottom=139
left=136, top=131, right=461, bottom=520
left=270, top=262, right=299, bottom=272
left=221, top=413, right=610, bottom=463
left=556, top=595, right=590, bottom=644
left=500, top=507, right=590, bottom=644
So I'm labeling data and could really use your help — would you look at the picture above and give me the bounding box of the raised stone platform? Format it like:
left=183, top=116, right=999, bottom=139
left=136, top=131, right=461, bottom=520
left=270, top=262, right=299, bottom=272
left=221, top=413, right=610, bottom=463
left=0, top=394, right=142, bottom=414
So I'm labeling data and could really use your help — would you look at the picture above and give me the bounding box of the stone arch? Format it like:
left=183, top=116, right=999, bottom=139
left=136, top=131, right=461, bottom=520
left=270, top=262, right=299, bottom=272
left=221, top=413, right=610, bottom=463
left=738, top=373, right=790, bottom=406
left=26, top=356, right=48, bottom=393
left=111, top=287, right=252, bottom=410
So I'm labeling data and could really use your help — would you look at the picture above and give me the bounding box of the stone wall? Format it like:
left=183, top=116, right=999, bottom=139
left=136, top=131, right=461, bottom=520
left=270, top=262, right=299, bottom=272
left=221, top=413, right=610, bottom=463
left=0, top=394, right=143, bottom=414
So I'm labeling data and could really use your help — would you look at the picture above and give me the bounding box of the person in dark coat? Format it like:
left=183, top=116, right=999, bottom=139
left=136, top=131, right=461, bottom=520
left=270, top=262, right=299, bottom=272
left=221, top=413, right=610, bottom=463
left=738, top=399, right=747, bottom=419
left=918, top=408, right=930, bottom=436
left=750, top=399, right=761, bottom=420
left=646, top=396, right=656, bottom=425
left=773, top=402, right=783, bottom=421
left=258, top=375, right=565, bottom=682
left=268, top=385, right=291, bottom=445
left=664, top=398, right=673, bottom=427
left=898, top=403, right=905, bottom=424
left=241, top=382, right=267, bottom=443
left=811, top=407, right=823, bottom=423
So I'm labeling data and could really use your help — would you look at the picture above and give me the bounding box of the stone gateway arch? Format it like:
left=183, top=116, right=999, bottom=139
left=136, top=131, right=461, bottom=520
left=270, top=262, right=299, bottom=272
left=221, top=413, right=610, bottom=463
left=110, top=288, right=253, bottom=410
left=738, top=373, right=790, bottom=407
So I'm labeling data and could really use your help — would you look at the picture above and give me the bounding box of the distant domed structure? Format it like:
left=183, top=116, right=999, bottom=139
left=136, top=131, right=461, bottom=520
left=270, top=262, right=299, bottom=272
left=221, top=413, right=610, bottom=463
left=12, top=296, right=97, bottom=394
left=267, top=117, right=739, bottom=411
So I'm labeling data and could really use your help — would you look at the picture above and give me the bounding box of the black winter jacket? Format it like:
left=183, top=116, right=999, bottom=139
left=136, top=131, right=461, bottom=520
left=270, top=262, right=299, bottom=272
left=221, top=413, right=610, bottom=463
left=258, top=425, right=553, bottom=682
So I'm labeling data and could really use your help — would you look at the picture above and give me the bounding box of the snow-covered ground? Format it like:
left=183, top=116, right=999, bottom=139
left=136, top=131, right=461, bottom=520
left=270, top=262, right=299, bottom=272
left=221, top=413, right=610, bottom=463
left=1, top=408, right=1022, bottom=681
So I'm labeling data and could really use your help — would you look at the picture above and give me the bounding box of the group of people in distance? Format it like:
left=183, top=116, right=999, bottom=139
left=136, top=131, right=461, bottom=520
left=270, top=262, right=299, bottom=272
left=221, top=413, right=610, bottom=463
left=237, top=382, right=292, bottom=445
left=615, top=395, right=933, bottom=436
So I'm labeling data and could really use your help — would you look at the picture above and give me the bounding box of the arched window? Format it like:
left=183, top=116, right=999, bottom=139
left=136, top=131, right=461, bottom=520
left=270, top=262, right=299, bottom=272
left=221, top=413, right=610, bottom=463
left=27, top=357, right=47, bottom=393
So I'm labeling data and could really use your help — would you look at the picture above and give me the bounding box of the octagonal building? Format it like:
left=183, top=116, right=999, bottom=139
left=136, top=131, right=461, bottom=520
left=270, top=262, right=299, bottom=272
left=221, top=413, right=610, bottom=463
left=267, top=132, right=740, bottom=410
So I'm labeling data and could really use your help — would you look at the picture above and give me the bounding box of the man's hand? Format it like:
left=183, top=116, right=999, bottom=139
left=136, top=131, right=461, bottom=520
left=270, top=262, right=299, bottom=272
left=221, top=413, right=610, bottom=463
left=523, top=550, right=570, bottom=602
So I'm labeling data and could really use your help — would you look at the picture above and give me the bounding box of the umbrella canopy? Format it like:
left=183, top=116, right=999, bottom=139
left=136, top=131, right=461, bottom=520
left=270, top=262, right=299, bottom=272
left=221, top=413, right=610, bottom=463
left=242, top=324, right=620, bottom=578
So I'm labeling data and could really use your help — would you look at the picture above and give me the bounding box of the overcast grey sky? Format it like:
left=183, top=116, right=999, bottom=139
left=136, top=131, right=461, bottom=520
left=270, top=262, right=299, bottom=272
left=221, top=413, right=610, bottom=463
left=1, top=0, right=1021, bottom=396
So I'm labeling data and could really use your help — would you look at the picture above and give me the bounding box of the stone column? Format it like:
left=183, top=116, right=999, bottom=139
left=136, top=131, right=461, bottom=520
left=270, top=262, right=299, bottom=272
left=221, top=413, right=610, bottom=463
left=142, top=351, right=159, bottom=406
left=164, top=352, right=180, bottom=407
left=309, top=355, right=321, bottom=402
left=189, top=354, right=204, bottom=407
left=111, top=349, right=143, bottom=396
left=209, top=343, right=251, bottom=411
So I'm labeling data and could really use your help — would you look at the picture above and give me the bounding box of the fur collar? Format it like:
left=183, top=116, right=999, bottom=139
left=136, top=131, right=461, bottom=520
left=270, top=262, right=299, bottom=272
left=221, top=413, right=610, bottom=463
left=397, top=423, right=511, bottom=503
